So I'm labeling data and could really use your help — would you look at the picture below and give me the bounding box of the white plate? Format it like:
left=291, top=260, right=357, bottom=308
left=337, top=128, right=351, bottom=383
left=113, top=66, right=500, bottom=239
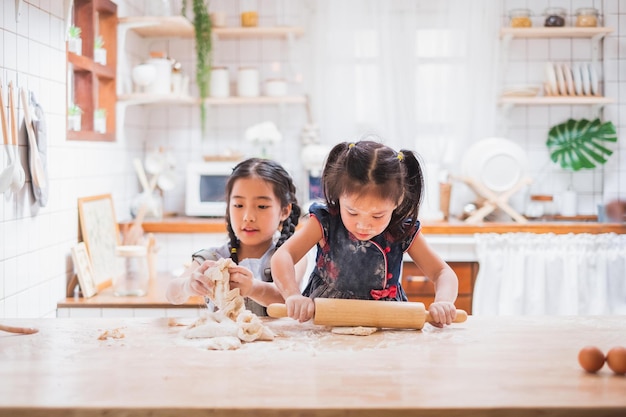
left=562, top=64, right=575, bottom=96
left=581, top=62, right=591, bottom=95
left=572, top=63, right=583, bottom=96
left=554, top=63, right=567, bottom=96
left=545, top=62, right=558, bottom=96
left=588, top=63, right=599, bottom=96
left=461, top=138, right=529, bottom=193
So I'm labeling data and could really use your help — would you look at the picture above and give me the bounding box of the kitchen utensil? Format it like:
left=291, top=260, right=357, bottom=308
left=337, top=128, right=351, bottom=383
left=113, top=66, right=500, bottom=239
left=267, top=298, right=467, bottom=330
left=588, top=62, right=599, bottom=96
left=572, top=63, right=583, bottom=95
left=20, top=87, right=46, bottom=188
left=555, top=63, right=567, bottom=95
left=461, top=137, right=529, bottom=193
left=28, top=90, right=49, bottom=207
left=0, top=84, right=15, bottom=194
left=133, top=157, right=150, bottom=192
left=562, top=64, right=575, bottom=96
left=545, top=62, right=558, bottom=96
left=581, top=63, right=591, bottom=95
left=8, top=82, right=25, bottom=193
left=0, top=323, right=38, bottom=334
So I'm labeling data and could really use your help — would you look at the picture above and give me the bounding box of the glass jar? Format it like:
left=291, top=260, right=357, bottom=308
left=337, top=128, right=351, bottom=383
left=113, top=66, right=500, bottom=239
left=113, top=245, right=149, bottom=297
left=526, top=195, right=555, bottom=220
left=544, top=7, right=566, bottom=27
left=509, top=8, right=532, bottom=28
left=575, top=8, right=598, bottom=27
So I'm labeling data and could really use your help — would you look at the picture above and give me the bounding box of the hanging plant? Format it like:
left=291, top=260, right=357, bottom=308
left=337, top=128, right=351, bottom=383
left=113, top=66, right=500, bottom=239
left=546, top=118, right=617, bottom=171
left=185, top=0, right=212, bottom=135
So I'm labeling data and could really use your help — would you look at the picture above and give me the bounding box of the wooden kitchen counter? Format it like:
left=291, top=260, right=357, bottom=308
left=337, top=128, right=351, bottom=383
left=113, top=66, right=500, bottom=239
left=57, top=273, right=205, bottom=313
left=128, top=216, right=626, bottom=234
left=1, top=315, right=625, bottom=416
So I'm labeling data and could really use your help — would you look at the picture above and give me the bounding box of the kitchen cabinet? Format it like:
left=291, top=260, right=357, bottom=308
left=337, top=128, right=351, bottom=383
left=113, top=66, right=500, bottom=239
left=116, top=15, right=306, bottom=140
left=67, top=0, right=117, bottom=142
left=499, top=26, right=615, bottom=112
left=402, top=261, right=478, bottom=314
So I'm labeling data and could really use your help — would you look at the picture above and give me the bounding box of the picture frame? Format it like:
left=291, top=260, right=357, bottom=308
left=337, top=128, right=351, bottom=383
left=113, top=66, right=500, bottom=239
left=70, top=242, right=98, bottom=298
left=77, top=194, right=121, bottom=290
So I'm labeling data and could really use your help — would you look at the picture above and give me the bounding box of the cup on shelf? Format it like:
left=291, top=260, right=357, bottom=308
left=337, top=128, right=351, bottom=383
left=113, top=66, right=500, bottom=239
left=237, top=67, right=260, bottom=97
left=210, top=67, right=230, bottom=97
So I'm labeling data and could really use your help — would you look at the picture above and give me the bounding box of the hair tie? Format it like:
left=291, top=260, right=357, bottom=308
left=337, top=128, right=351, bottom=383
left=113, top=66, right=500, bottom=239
left=230, top=247, right=237, bottom=254
left=397, top=151, right=404, bottom=161
left=348, top=143, right=355, bottom=149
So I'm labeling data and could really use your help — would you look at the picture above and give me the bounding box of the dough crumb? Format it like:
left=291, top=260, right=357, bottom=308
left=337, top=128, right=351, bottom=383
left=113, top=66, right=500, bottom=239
left=206, top=336, right=242, bottom=350
left=331, top=326, right=378, bottom=336
left=98, top=328, right=125, bottom=340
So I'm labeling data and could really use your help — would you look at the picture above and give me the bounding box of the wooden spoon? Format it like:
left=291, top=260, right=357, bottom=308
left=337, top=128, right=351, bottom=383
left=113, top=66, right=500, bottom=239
left=0, top=323, right=39, bottom=334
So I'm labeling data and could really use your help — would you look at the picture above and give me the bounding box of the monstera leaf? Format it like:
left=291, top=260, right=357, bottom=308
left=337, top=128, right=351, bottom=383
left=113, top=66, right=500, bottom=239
left=547, top=118, right=617, bottom=171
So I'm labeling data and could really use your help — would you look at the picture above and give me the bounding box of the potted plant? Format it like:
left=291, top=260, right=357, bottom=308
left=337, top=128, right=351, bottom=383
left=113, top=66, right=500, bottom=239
left=94, top=108, right=106, bottom=133
left=183, top=0, right=212, bottom=134
left=94, top=35, right=106, bottom=65
left=68, top=25, right=82, bottom=55
left=68, top=104, right=83, bottom=131
left=546, top=118, right=618, bottom=216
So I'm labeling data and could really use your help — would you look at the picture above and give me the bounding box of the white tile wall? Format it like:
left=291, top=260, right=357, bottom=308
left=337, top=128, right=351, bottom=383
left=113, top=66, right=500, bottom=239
left=1, top=0, right=625, bottom=319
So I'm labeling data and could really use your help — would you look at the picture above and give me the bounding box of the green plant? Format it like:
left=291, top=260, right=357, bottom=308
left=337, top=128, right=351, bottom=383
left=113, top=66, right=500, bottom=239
left=68, top=105, right=83, bottom=116
left=68, top=25, right=81, bottom=39
left=547, top=118, right=618, bottom=171
left=94, top=108, right=106, bottom=118
left=94, top=35, right=104, bottom=49
left=188, top=0, right=212, bottom=134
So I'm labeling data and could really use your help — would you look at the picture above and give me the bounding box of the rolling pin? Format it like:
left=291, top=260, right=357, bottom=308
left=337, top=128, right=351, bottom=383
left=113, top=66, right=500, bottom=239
left=267, top=298, right=467, bottom=330
left=0, top=324, right=39, bottom=334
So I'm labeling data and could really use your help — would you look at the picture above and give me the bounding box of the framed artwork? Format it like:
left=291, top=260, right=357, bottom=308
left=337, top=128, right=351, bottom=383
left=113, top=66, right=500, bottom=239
left=77, top=194, right=121, bottom=290
left=70, top=242, right=98, bottom=298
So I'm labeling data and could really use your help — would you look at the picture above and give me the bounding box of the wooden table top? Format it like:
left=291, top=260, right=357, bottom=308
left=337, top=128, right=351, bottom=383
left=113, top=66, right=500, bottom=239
left=1, top=315, right=625, bottom=416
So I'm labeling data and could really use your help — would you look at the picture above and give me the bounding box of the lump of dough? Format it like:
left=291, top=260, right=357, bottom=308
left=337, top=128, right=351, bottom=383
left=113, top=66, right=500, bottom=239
left=185, top=320, right=239, bottom=339
left=331, top=326, right=378, bottom=336
left=205, top=336, right=241, bottom=351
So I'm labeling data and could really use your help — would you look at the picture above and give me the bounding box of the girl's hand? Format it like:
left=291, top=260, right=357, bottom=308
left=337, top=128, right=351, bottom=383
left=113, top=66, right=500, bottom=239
left=427, top=301, right=457, bottom=328
left=285, top=294, right=315, bottom=323
left=228, top=265, right=255, bottom=297
left=186, top=260, right=218, bottom=297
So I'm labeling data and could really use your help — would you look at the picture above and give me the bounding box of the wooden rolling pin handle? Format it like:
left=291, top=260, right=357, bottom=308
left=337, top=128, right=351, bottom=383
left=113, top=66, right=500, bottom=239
left=267, top=303, right=468, bottom=324
left=0, top=324, right=39, bottom=334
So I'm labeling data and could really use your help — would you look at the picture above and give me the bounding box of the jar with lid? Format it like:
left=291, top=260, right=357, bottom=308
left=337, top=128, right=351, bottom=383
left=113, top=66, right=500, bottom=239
left=526, top=194, right=555, bottom=220
left=241, top=0, right=258, bottom=27
left=509, top=8, right=532, bottom=28
left=544, top=7, right=566, bottom=27
left=113, top=245, right=149, bottom=297
left=575, top=8, right=598, bottom=27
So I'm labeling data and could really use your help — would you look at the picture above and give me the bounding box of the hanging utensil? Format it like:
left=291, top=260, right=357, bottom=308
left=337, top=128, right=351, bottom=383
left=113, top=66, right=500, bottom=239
left=20, top=87, right=46, bottom=189
left=0, top=83, right=15, bottom=194
left=8, top=82, right=25, bottom=193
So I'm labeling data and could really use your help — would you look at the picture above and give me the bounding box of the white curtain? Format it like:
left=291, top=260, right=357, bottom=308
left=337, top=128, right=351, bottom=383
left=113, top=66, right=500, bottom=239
left=473, top=233, right=626, bottom=316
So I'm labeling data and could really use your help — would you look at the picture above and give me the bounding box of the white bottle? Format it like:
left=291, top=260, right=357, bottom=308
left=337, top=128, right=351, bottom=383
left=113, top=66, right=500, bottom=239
left=210, top=67, right=230, bottom=97
left=237, top=67, right=260, bottom=97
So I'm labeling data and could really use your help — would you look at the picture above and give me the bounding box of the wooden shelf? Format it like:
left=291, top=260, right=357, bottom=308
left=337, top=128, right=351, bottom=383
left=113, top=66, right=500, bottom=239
left=119, top=15, right=304, bottom=39
left=500, top=27, right=614, bottom=39
left=499, top=96, right=615, bottom=105
left=117, top=94, right=307, bottom=106
left=67, top=130, right=115, bottom=142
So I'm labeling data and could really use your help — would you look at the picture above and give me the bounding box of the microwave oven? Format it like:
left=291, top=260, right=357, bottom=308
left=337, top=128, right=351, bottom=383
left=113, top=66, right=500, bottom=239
left=185, top=161, right=238, bottom=217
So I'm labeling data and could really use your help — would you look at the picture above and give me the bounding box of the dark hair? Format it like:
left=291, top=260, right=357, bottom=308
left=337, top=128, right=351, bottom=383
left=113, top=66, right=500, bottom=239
left=321, top=140, right=424, bottom=240
left=224, top=158, right=301, bottom=264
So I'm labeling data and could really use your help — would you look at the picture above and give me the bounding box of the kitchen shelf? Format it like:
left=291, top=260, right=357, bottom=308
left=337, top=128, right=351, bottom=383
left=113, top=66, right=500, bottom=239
left=118, top=15, right=304, bottom=39
left=117, top=94, right=307, bottom=106
left=500, top=27, right=614, bottom=40
left=499, top=96, right=615, bottom=105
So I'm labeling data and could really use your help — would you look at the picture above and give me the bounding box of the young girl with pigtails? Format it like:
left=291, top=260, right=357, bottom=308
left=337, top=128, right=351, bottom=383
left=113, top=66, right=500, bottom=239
left=271, top=139, right=459, bottom=327
left=166, top=158, right=305, bottom=316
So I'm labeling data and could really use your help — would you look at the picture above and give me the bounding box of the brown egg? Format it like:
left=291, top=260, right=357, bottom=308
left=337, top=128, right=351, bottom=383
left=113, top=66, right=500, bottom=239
left=578, top=346, right=605, bottom=373
left=606, top=346, right=626, bottom=375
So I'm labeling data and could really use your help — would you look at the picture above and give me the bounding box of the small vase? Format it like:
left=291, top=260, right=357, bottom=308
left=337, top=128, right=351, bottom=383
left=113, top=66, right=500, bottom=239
left=68, top=38, right=82, bottom=55
left=68, top=114, right=81, bottom=131
left=94, top=116, right=106, bottom=133
left=94, top=48, right=107, bottom=65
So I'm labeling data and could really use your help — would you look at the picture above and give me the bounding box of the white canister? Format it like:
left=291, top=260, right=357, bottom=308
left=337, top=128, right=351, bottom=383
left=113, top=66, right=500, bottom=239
left=560, top=189, right=578, bottom=217
left=264, top=79, right=288, bottom=96
left=145, top=57, right=172, bottom=95
left=237, top=67, right=260, bottom=97
left=210, top=67, right=230, bottom=97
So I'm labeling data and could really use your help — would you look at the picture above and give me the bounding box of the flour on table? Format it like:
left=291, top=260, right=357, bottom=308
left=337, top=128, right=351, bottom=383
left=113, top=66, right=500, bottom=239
left=331, top=326, right=378, bottom=336
left=205, top=336, right=242, bottom=350
left=184, top=258, right=274, bottom=350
